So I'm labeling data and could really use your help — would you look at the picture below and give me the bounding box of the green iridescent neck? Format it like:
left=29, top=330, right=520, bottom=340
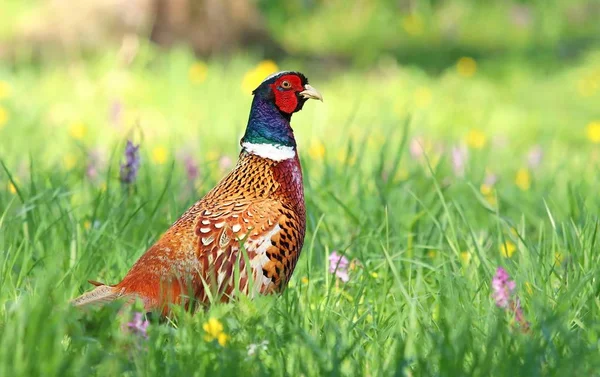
left=241, top=95, right=296, bottom=148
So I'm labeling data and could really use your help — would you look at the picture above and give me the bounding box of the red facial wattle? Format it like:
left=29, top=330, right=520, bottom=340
left=270, top=75, right=304, bottom=114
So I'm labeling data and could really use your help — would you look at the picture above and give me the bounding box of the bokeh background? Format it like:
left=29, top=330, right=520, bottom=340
left=1, top=0, right=599, bottom=171
left=2, top=1, right=600, bottom=376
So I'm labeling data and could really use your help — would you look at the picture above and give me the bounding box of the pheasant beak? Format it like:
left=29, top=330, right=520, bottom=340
left=299, top=84, right=323, bottom=102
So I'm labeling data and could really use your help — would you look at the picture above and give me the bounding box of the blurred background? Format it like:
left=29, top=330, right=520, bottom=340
left=1, top=0, right=600, bottom=192
left=3, top=2, right=600, bottom=374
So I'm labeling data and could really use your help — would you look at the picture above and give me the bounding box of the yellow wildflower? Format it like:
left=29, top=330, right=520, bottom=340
left=336, top=150, right=356, bottom=166
left=586, top=121, right=600, bottom=143
left=308, top=140, right=325, bottom=160
left=84, top=220, right=92, bottom=230
left=465, top=129, right=486, bottom=149
left=0, top=106, right=8, bottom=128
left=460, top=251, right=471, bottom=265
left=69, top=122, right=87, bottom=140
left=0, top=80, right=11, bottom=99
left=525, top=282, right=533, bottom=295
left=487, top=196, right=497, bottom=207
left=427, top=250, right=437, bottom=259
left=515, top=168, right=531, bottom=191
left=370, top=272, right=379, bottom=279
left=554, top=252, right=564, bottom=265
left=241, top=60, right=279, bottom=94
left=480, top=183, right=493, bottom=196
left=63, top=153, right=77, bottom=170
left=151, top=146, right=168, bottom=165
left=8, top=182, right=17, bottom=194
left=414, top=86, right=432, bottom=108
left=256, top=60, right=279, bottom=76
left=301, top=276, right=309, bottom=284
left=500, top=241, right=517, bottom=258
left=203, top=318, right=229, bottom=346
left=188, top=61, right=208, bottom=84
left=456, top=57, right=477, bottom=78
left=206, top=150, right=219, bottom=161
left=401, top=14, right=424, bottom=36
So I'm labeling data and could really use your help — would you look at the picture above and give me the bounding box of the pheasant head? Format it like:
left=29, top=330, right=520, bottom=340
left=241, top=71, right=322, bottom=159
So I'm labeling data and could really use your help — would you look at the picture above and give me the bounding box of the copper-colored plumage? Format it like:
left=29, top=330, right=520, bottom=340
left=72, top=70, right=320, bottom=314
left=72, top=152, right=305, bottom=313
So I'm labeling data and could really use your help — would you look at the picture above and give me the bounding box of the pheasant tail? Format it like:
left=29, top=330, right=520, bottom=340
left=71, top=281, right=126, bottom=307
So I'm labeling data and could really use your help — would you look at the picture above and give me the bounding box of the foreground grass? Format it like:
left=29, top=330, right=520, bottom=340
left=1, top=47, right=600, bottom=376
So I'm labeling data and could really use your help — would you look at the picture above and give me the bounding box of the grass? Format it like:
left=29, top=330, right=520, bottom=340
left=1, top=44, right=600, bottom=376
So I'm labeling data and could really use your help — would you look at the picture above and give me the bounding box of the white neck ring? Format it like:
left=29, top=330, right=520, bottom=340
left=241, top=142, right=296, bottom=161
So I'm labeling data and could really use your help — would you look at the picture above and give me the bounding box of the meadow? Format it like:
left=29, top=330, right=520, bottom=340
left=1, top=42, right=600, bottom=376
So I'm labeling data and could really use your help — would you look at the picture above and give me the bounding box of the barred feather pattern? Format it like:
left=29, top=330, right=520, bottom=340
left=111, top=150, right=306, bottom=312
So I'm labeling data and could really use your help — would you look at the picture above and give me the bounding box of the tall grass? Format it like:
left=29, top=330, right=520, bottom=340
left=1, top=46, right=600, bottom=376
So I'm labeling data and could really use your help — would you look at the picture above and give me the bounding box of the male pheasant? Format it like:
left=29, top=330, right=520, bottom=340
left=72, top=71, right=322, bottom=313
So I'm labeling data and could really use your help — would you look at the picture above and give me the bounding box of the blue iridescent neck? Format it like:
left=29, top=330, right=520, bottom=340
left=241, top=95, right=296, bottom=148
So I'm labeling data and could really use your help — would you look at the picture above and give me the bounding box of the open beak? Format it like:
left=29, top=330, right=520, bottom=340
left=299, top=84, right=323, bottom=102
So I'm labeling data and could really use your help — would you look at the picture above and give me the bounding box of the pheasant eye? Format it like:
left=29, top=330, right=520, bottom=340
left=281, top=80, right=292, bottom=89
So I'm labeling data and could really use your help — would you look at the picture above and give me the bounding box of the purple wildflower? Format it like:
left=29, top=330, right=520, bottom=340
left=184, top=154, right=199, bottom=181
left=120, top=140, right=140, bottom=184
left=451, top=145, right=468, bottom=177
left=176, top=149, right=200, bottom=182
left=527, top=145, right=543, bottom=169
left=491, top=267, right=530, bottom=331
left=126, top=312, right=149, bottom=338
left=329, top=251, right=350, bottom=282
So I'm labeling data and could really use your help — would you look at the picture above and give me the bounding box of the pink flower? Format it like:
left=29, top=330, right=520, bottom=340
left=492, top=267, right=516, bottom=308
left=329, top=251, right=350, bottom=282
left=451, top=144, right=469, bottom=177
left=491, top=267, right=530, bottom=331
left=527, top=145, right=543, bottom=169
left=219, top=155, right=233, bottom=171
left=484, top=172, right=498, bottom=186
left=109, top=99, right=123, bottom=128
left=86, top=148, right=106, bottom=182
left=512, top=298, right=527, bottom=325
left=409, top=137, right=426, bottom=159
left=126, top=312, right=149, bottom=338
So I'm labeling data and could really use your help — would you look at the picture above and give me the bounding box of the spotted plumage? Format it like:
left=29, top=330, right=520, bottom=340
left=72, top=71, right=322, bottom=313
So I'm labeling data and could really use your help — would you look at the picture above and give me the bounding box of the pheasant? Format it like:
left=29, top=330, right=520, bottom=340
left=72, top=71, right=322, bottom=314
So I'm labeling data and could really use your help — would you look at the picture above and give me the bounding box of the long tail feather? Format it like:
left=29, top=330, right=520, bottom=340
left=71, top=283, right=125, bottom=307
